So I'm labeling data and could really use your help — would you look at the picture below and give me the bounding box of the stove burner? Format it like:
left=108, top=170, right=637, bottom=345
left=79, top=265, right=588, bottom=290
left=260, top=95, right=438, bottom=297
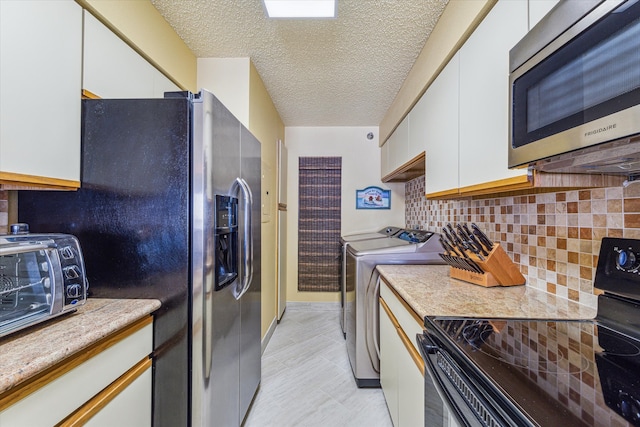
left=461, top=320, right=494, bottom=348
left=599, top=334, right=640, bottom=357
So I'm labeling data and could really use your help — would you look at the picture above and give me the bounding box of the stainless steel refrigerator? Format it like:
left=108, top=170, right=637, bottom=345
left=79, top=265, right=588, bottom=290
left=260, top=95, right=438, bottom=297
left=18, top=90, right=261, bottom=427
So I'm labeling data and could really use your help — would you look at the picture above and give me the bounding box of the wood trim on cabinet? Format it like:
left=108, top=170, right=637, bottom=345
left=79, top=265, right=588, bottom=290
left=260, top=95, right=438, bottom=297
left=426, top=171, right=627, bottom=200
left=0, top=315, right=153, bottom=411
left=426, top=188, right=460, bottom=199
left=458, top=174, right=532, bottom=196
left=0, top=172, right=80, bottom=190
left=55, top=357, right=151, bottom=427
left=382, top=152, right=425, bottom=183
left=380, top=297, right=425, bottom=376
left=81, top=89, right=101, bottom=99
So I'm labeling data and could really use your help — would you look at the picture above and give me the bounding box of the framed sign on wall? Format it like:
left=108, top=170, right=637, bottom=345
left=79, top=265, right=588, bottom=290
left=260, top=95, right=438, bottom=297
left=356, top=186, right=390, bottom=209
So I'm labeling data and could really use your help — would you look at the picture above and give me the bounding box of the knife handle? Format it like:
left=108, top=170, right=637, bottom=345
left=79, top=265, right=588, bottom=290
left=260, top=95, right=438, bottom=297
left=471, top=223, right=494, bottom=251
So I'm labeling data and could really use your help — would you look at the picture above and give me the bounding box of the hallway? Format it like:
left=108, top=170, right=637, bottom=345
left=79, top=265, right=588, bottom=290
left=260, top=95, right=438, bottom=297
left=244, top=304, right=393, bottom=426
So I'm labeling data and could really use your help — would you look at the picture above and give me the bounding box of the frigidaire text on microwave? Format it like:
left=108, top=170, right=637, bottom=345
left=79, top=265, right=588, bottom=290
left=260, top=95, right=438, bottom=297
left=509, top=0, right=640, bottom=175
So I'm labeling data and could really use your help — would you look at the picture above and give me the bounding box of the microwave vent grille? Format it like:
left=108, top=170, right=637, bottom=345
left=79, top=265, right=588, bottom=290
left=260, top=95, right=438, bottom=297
left=531, top=134, right=640, bottom=176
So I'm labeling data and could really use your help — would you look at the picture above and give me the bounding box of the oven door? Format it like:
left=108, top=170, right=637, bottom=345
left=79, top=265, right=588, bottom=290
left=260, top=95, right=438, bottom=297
left=0, top=243, right=64, bottom=337
left=418, top=332, right=480, bottom=427
left=417, top=331, right=534, bottom=427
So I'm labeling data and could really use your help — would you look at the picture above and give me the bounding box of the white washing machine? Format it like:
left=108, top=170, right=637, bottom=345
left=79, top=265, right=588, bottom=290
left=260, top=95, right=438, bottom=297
left=345, top=230, right=444, bottom=387
left=339, top=226, right=403, bottom=337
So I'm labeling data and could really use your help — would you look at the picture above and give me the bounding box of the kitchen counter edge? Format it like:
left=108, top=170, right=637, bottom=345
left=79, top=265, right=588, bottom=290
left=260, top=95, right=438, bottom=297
left=377, top=264, right=596, bottom=320
left=0, top=298, right=161, bottom=395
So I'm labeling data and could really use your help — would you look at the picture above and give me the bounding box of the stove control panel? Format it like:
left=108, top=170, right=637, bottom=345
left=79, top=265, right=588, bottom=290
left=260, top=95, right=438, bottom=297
left=596, top=237, right=640, bottom=299
left=616, top=247, right=640, bottom=272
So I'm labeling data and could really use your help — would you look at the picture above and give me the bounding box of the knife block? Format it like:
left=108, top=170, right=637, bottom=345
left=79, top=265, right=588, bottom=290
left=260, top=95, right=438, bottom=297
left=449, top=243, right=525, bottom=287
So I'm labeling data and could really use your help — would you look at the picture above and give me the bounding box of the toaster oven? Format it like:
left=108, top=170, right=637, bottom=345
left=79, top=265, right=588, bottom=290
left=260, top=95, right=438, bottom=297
left=0, top=224, right=88, bottom=338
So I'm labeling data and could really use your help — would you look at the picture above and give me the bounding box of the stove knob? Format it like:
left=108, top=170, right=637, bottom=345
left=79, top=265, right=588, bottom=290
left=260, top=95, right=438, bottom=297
left=66, top=284, right=82, bottom=298
left=616, top=249, right=639, bottom=271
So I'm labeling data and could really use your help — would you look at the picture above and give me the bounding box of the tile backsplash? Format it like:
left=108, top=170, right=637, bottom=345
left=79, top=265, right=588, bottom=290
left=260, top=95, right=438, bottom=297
left=406, top=176, right=640, bottom=310
left=5, top=179, right=639, bottom=310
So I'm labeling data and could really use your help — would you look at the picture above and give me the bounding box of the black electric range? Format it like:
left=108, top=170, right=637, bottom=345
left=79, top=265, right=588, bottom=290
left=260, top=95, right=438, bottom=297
left=419, top=237, right=640, bottom=427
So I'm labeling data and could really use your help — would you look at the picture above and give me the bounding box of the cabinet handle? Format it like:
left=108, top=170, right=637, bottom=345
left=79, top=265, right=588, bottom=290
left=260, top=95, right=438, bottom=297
left=379, top=297, right=425, bottom=375
left=55, top=357, right=151, bottom=426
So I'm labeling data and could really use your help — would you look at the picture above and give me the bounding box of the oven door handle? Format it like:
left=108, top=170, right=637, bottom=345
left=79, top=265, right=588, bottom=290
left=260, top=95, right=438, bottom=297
left=0, top=242, right=56, bottom=256
left=416, top=331, right=439, bottom=354
left=418, top=332, right=481, bottom=427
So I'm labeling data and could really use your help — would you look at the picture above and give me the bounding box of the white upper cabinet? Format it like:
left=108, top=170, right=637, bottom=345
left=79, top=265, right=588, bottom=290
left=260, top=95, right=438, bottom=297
left=407, top=97, right=428, bottom=162
left=381, top=116, right=410, bottom=179
left=0, top=0, right=82, bottom=187
left=458, top=0, right=528, bottom=190
left=380, top=0, right=617, bottom=196
left=389, top=117, right=409, bottom=173
left=423, top=53, right=460, bottom=197
left=529, top=0, right=560, bottom=29
left=83, top=12, right=179, bottom=99
left=381, top=140, right=390, bottom=178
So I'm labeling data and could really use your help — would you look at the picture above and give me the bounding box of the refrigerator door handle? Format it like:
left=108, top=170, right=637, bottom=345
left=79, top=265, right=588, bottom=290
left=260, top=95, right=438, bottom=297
left=204, top=273, right=213, bottom=380
left=231, top=177, right=253, bottom=300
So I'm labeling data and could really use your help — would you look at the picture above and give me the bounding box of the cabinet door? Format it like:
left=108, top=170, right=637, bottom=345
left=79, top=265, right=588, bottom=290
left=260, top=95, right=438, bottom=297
left=388, top=116, right=409, bottom=174
left=408, top=97, right=427, bottom=162
left=379, top=301, right=400, bottom=427
left=85, top=364, right=152, bottom=427
left=0, top=0, right=82, bottom=184
left=0, top=321, right=152, bottom=427
left=458, top=0, right=528, bottom=190
left=424, top=53, right=460, bottom=197
left=381, top=140, right=390, bottom=178
left=83, top=11, right=179, bottom=99
left=398, top=344, right=425, bottom=427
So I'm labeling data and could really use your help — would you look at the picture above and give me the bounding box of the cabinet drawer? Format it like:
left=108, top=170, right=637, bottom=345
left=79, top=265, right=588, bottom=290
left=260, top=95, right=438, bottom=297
left=0, top=317, right=152, bottom=427
left=63, top=358, right=152, bottom=427
left=380, top=278, right=423, bottom=354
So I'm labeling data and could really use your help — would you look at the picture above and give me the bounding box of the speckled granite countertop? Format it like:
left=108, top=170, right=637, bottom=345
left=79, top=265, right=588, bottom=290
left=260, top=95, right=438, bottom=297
left=377, top=264, right=597, bottom=320
left=0, top=298, right=160, bottom=396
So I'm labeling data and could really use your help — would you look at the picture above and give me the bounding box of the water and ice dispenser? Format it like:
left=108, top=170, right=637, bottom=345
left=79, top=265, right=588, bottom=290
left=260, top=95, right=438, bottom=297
left=214, top=195, right=238, bottom=290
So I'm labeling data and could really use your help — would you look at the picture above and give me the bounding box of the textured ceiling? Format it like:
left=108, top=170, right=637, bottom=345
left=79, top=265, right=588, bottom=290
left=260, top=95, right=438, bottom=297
left=150, top=0, right=449, bottom=127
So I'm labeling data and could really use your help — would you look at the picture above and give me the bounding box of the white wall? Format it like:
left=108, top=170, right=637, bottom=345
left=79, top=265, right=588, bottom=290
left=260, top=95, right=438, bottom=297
left=197, top=57, right=251, bottom=127
left=285, top=126, right=405, bottom=303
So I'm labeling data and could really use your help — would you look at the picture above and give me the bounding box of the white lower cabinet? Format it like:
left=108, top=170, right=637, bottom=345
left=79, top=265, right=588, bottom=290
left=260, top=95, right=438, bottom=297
left=380, top=298, right=401, bottom=426
left=379, top=279, right=425, bottom=427
left=0, top=317, right=153, bottom=427
left=84, top=362, right=152, bottom=427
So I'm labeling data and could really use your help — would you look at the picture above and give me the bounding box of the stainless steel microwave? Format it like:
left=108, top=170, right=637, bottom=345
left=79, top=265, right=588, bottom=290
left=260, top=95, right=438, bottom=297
left=508, top=0, right=640, bottom=175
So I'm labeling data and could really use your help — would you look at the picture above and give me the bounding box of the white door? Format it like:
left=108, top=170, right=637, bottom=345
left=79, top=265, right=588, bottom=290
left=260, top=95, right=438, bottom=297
left=277, top=139, right=288, bottom=320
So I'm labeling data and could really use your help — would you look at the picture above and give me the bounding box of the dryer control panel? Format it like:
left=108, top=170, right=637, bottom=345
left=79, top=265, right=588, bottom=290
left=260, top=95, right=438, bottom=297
left=396, top=229, right=434, bottom=243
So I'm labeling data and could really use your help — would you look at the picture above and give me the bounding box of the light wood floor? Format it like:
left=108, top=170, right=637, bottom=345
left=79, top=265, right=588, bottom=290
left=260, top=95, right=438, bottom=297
left=244, top=304, right=393, bottom=426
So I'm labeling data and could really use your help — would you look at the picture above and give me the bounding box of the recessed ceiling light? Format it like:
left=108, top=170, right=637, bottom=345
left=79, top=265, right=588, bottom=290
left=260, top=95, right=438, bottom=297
left=263, top=0, right=337, bottom=18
